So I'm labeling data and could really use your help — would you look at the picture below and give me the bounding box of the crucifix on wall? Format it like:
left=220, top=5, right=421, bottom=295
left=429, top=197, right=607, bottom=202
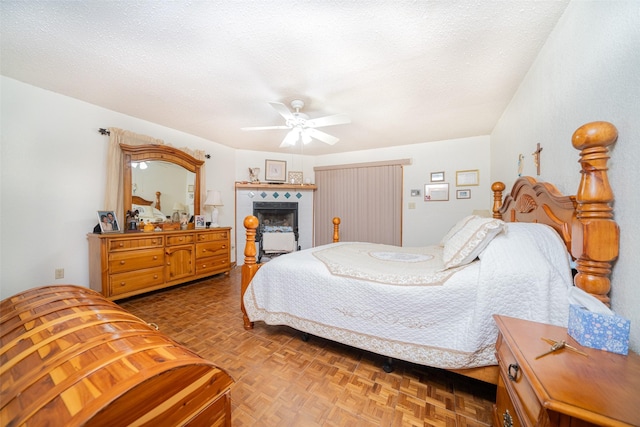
left=532, top=143, right=543, bottom=175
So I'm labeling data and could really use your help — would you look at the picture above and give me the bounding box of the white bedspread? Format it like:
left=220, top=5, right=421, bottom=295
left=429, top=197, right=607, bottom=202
left=243, top=223, right=572, bottom=369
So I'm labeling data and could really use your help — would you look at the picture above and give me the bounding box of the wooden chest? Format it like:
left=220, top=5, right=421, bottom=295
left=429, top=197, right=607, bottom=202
left=1, top=285, right=234, bottom=426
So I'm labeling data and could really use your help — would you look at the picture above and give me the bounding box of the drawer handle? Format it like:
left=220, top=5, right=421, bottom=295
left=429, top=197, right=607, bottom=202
left=119, top=282, right=126, bottom=287
left=153, top=256, right=158, bottom=260
left=120, top=261, right=126, bottom=265
left=502, top=409, right=513, bottom=427
left=507, top=363, right=519, bottom=382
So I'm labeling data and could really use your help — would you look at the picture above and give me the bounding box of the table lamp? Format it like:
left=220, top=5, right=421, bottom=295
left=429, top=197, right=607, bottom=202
left=204, top=190, right=223, bottom=227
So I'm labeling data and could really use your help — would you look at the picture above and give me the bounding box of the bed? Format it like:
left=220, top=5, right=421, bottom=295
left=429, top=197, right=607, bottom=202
left=132, top=191, right=167, bottom=222
left=240, top=121, right=619, bottom=384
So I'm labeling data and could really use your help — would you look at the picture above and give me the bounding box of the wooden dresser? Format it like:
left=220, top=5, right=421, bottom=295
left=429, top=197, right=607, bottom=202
left=493, top=315, right=640, bottom=427
left=88, top=227, right=232, bottom=300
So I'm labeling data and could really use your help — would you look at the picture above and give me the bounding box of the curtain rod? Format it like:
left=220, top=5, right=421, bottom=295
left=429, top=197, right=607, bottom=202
left=98, top=128, right=211, bottom=158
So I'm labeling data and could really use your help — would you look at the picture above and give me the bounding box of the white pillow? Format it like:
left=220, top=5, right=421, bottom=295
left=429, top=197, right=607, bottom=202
left=440, top=215, right=479, bottom=246
left=442, top=216, right=506, bottom=269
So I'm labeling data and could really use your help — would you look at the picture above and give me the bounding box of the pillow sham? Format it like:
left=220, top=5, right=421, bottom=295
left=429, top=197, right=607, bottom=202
left=442, top=216, right=506, bottom=269
left=440, top=215, right=479, bottom=246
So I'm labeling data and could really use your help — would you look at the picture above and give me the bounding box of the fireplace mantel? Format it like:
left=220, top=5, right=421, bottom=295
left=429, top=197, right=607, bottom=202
left=235, top=182, right=317, bottom=191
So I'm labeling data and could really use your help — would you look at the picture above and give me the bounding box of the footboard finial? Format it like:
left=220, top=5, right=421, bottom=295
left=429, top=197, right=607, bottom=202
left=332, top=217, right=341, bottom=243
left=571, top=121, right=618, bottom=305
left=241, top=215, right=260, bottom=329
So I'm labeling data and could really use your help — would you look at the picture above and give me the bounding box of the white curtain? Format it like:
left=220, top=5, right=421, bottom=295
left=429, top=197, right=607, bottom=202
left=314, top=159, right=408, bottom=246
left=104, top=128, right=206, bottom=221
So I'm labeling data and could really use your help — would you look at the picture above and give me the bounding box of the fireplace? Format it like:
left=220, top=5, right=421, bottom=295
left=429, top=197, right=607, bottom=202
left=253, top=202, right=299, bottom=261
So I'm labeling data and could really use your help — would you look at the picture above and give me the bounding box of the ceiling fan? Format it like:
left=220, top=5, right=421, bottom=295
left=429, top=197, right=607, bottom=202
left=241, top=100, right=350, bottom=147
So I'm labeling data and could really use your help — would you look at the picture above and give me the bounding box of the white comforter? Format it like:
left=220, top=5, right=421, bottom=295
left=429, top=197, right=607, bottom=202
left=243, top=223, right=572, bottom=369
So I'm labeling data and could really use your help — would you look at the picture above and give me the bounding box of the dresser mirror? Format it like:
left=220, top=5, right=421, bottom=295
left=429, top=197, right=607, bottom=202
left=121, top=144, right=204, bottom=219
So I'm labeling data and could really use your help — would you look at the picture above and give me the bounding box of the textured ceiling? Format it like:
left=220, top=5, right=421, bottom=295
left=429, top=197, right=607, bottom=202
left=1, top=1, right=569, bottom=155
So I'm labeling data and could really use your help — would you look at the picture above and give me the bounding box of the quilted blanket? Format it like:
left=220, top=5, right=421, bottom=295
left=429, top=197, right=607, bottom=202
left=243, top=223, right=572, bottom=369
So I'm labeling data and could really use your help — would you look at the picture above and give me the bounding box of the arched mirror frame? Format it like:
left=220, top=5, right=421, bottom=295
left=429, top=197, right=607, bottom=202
left=121, top=144, right=204, bottom=217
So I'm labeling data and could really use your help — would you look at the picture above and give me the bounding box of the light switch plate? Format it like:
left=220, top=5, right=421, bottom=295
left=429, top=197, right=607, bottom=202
left=410, top=189, right=421, bottom=197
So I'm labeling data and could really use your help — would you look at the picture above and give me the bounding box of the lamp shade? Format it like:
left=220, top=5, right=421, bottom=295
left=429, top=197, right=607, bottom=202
left=204, top=190, right=223, bottom=206
left=173, top=202, right=185, bottom=211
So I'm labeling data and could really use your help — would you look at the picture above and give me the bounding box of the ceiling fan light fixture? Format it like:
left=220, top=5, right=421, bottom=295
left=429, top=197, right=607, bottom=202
left=245, top=99, right=350, bottom=148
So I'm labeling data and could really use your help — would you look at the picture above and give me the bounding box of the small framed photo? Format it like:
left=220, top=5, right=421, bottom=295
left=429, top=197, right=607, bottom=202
left=195, top=215, right=206, bottom=229
left=456, top=189, right=471, bottom=199
left=456, top=169, right=479, bottom=186
left=430, top=171, right=445, bottom=182
left=265, top=159, right=287, bottom=182
left=288, top=171, right=303, bottom=184
left=97, top=210, right=120, bottom=233
left=424, top=183, right=449, bottom=201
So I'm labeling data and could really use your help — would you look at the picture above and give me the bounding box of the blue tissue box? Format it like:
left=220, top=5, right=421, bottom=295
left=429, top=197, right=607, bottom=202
left=568, top=304, right=630, bottom=355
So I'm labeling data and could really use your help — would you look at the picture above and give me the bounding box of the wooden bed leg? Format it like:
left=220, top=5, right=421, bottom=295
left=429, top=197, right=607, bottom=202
left=332, top=217, right=341, bottom=242
left=383, top=357, right=394, bottom=373
left=571, top=121, right=619, bottom=306
left=242, top=215, right=260, bottom=330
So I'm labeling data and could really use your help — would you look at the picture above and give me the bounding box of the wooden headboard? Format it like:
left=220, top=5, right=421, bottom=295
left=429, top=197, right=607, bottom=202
left=132, top=191, right=162, bottom=211
left=492, top=121, right=618, bottom=305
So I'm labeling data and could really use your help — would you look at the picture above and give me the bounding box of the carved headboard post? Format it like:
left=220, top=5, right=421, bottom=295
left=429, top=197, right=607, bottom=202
left=571, top=121, right=619, bottom=305
left=491, top=182, right=506, bottom=219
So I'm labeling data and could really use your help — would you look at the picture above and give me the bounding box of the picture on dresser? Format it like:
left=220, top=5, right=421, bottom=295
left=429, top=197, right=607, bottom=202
left=195, top=215, right=206, bottom=229
left=97, top=211, right=120, bottom=233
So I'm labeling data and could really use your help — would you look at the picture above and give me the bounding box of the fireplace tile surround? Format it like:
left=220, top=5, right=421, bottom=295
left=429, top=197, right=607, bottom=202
left=235, top=182, right=316, bottom=265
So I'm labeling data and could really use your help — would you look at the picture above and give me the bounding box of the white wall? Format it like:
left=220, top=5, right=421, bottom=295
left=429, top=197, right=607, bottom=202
left=0, top=76, right=237, bottom=299
left=315, top=136, right=492, bottom=247
left=491, top=0, right=640, bottom=352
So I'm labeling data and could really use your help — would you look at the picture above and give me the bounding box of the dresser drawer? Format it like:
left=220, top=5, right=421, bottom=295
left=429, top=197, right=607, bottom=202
left=196, top=230, right=230, bottom=242
left=108, top=236, right=164, bottom=251
left=196, top=256, right=230, bottom=275
left=108, top=248, right=165, bottom=273
left=166, top=233, right=194, bottom=246
left=195, top=241, right=229, bottom=259
left=496, top=334, right=541, bottom=426
left=110, top=267, right=164, bottom=296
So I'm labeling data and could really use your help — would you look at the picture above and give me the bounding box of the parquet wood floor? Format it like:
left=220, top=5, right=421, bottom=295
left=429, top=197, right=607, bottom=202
left=119, top=268, right=496, bottom=427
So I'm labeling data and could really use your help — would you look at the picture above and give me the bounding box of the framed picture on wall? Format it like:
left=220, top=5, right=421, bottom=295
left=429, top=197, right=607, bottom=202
left=265, top=159, right=287, bottom=182
left=424, top=183, right=449, bottom=201
left=456, top=189, right=471, bottom=199
left=456, top=169, right=479, bottom=186
left=430, top=171, right=445, bottom=182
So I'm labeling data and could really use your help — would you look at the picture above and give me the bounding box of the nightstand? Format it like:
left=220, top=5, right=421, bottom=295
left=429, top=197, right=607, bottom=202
left=493, top=315, right=640, bottom=427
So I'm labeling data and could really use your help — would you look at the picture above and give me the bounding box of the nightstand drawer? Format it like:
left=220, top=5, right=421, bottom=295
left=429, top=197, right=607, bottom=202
left=495, top=334, right=541, bottom=427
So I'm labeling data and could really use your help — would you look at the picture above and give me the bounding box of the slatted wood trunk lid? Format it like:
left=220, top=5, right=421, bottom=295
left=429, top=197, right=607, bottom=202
left=0, top=285, right=234, bottom=426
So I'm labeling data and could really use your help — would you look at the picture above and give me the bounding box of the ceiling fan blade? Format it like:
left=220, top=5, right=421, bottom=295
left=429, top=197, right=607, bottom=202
left=269, top=101, right=295, bottom=120
left=306, top=114, right=351, bottom=128
left=241, top=125, right=290, bottom=131
left=306, top=128, right=339, bottom=145
left=279, top=129, right=300, bottom=147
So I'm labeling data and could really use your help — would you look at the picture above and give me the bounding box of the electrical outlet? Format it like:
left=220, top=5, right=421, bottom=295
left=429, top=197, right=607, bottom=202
left=55, top=268, right=64, bottom=279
